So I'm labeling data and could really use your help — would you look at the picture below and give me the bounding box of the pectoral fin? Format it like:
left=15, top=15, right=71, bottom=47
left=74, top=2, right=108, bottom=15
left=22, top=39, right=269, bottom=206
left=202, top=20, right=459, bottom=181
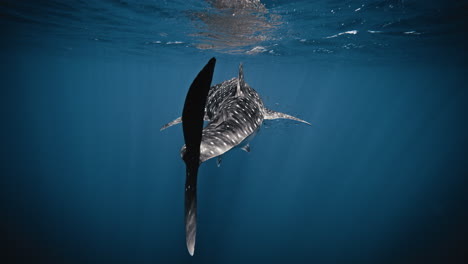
left=160, top=117, right=182, bottom=131
left=264, top=108, right=311, bottom=125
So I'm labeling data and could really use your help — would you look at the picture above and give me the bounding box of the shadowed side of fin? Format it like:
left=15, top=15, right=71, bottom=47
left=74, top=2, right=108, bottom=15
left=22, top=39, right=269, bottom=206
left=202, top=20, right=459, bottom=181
left=181, top=57, right=216, bottom=256
left=264, top=108, right=311, bottom=125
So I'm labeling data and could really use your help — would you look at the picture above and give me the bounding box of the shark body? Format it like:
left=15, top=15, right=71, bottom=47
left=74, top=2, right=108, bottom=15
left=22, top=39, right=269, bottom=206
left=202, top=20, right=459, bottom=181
left=162, top=63, right=310, bottom=163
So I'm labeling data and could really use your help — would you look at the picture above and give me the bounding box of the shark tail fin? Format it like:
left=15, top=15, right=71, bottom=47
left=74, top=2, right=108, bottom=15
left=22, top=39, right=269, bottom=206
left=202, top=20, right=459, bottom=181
left=264, top=108, right=311, bottom=126
left=182, top=57, right=216, bottom=256
left=236, top=63, right=245, bottom=97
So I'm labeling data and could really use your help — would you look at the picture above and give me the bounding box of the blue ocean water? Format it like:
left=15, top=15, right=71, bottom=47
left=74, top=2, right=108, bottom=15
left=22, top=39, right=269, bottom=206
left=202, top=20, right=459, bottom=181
left=1, top=0, right=467, bottom=263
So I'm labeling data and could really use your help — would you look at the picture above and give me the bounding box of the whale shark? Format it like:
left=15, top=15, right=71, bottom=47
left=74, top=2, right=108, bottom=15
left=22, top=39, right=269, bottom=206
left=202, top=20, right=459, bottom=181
left=161, top=58, right=310, bottom=256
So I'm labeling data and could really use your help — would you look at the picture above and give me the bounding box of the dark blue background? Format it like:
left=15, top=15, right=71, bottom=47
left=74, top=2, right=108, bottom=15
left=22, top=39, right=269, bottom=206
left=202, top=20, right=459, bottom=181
left=1, top=1, right=467, bottom=263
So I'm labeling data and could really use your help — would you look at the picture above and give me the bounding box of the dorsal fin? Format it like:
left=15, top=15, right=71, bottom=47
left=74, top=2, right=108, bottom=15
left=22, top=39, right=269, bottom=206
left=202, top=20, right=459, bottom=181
left=236, top=63, right=245, bottom=97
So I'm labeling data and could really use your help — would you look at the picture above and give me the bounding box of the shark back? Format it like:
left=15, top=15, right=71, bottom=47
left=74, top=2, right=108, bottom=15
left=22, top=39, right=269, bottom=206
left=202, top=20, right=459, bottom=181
left=198, top=95, right=264, bottom=162
left=205, top=78, right=237, bottom=120
left=183, top=64, right=263, bottom=162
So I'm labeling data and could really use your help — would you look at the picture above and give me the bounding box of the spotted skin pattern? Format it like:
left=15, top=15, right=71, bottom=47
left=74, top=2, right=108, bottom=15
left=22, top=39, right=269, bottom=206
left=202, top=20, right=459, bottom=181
left=199, top=93, right=264, bottom=162
left=162, top=63, right=310, bottom=164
